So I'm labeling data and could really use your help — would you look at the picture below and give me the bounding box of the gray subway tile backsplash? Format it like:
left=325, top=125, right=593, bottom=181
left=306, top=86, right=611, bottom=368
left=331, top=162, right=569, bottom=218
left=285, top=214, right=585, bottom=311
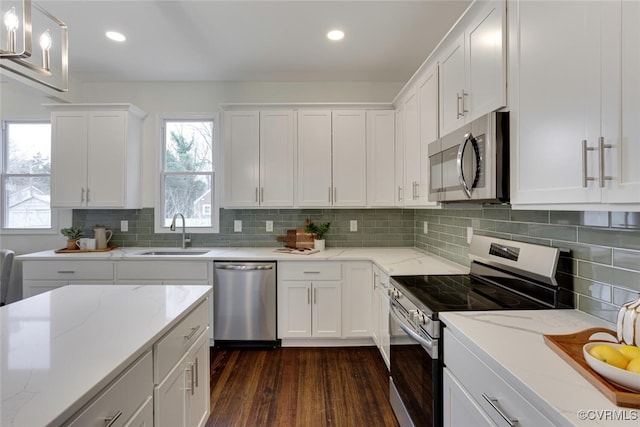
left=72, top=205, right=640, bottom=322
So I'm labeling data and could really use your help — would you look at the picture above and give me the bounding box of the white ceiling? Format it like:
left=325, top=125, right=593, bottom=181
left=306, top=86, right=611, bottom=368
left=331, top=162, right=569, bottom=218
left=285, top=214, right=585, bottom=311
left=36, top=0, right=471, bottom=83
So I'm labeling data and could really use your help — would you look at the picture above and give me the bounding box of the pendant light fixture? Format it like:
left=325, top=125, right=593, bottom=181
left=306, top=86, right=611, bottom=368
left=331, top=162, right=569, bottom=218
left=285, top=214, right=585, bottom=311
left=0, top=0, right=68, bottom=92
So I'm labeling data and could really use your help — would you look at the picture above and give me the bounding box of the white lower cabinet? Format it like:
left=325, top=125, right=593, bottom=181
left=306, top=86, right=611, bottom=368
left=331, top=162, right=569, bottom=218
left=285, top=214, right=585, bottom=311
left=341, top=261, right=372, bottom=338
left=443, top=368, right=496, bottom=427
left=67, top=351, right=153, bottom=427
left=444, top=328, right=554, bottom=427
left=372, top=265, right=391, bottom=369
left=22, top=260, right=114, bottom=298
left=155, top=331, right=209, bottom=427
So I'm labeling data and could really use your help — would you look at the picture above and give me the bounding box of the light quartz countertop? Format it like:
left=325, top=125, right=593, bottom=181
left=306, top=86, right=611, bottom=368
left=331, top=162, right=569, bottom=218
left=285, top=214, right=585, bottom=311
left=16, top=246, right=469, bottom=276
left=0, top=284, right=212, bottom=427
left=440, top=310, right=639, bottom=426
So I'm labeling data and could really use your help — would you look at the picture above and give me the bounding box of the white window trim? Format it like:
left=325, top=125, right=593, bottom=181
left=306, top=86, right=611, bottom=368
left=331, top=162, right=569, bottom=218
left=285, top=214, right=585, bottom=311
left=0, top=119, right=65, bottom=236
left=154, top=113, right=220, bottom=234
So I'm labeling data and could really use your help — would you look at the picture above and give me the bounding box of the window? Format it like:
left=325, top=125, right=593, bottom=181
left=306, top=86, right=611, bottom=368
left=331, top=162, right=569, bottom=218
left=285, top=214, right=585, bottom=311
left=1, top=121, right=54, bottom=230
left=157, top=117, right=218, bottom=233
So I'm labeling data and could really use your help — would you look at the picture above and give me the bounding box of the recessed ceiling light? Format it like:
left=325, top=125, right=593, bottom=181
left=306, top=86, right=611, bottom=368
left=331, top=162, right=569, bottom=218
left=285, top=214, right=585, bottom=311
left=106, top=31, right=126, bottom=42
left=327, top=30, right=345, bottom=41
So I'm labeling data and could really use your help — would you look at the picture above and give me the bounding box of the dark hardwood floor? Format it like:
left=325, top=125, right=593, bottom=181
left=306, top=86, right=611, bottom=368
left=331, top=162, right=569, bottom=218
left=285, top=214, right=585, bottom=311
left=206, top=346, right=399, bottom=427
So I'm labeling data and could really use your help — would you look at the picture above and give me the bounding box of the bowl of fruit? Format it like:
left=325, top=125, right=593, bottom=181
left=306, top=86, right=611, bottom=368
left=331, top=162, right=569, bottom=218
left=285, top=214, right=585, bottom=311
left=583, top=342, right=640, bottom=392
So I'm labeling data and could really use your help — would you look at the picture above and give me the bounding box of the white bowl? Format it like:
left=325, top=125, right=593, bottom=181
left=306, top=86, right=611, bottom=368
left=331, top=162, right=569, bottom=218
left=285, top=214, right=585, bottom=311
left=583, top=342, right=640, bottom=392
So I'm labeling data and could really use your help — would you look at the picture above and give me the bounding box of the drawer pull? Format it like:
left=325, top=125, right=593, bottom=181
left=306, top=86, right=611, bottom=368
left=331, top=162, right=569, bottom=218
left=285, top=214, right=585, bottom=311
left=482, top=393, right=518, bottom=427
left=303, top=271, right=321, bottom=274
left=104, top=410, right=123, bottom=427
left=184, top=325, right=200, bottom=340
left=57, top=270, right=76, bottom=274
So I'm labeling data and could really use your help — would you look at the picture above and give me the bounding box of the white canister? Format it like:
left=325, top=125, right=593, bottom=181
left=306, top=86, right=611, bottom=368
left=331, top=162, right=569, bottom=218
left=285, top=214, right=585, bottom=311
left=616, top=295, right=640, bottom=346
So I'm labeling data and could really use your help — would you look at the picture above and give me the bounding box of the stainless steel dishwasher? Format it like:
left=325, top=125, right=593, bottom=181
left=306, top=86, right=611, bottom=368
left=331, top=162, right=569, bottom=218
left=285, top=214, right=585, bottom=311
left=213, top=261, right=279, bottom=347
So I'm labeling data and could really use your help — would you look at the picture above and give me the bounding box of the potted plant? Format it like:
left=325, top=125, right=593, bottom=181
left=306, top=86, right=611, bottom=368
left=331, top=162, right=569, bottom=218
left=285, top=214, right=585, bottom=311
left=305, top=220, right=331, bottom=251
left=61, top=227, right=83, bottom=250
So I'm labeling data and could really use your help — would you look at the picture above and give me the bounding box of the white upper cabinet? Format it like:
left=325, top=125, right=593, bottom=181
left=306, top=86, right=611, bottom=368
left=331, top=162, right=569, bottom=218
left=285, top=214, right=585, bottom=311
left=511, top=0, right=639, bottom=208
left=439, top=0, right=506, bottom=136
left=401, top=88, right=422, bottom=206
left=394, top=108, right=405, bottom=206
left=297, top=110, right=333, bottom=206
left=332, top=110, right=367, bottom=206
left=49, top=104, right=146, bottom=209
left=224, top=110, right=295, bottom=207
left=398, top=64, right=439, bottom=208
left=604, top=0, right=640, bottom=203
left=367, top=110, right=396, bottom=207
left=223, top=111, right=260, bottom=206
left=297, top=109, right=368, bottom=207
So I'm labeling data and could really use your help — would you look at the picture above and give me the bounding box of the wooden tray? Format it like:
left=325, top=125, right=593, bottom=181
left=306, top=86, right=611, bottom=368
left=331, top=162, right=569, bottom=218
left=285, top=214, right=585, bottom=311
left=544, top=327, right=640, bottom=408
left=54, top=246, right=118, bottom=253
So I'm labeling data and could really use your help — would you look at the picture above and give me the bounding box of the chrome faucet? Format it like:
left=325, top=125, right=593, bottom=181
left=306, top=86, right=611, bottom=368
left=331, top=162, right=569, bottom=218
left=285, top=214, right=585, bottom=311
left=170, top=213, right=191, bottom=249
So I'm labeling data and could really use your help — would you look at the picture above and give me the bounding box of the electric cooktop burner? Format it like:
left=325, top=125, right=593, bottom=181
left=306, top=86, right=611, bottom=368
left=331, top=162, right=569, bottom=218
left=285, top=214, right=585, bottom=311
left=390, top=273, right=565, bottom=316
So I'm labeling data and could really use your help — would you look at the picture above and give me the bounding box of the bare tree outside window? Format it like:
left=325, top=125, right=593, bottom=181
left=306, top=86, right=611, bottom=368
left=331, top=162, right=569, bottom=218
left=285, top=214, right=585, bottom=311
left=161, top=120, right=214, bottom=228
left=2, top=122, right=52, bottom=229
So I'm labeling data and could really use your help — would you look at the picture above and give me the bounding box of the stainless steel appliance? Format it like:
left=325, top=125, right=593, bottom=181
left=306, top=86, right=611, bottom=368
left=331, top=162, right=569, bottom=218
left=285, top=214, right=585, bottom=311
left=388, top=235, right=572, bottom=427
left=213, top=261, right=279, bottom=347
left=428, top=111, right=509, bottom=203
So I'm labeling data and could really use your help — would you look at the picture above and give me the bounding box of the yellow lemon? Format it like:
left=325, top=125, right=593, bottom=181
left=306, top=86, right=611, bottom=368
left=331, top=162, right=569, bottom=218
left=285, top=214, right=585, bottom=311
left=626, top=358, right=640, bottom=374
left=589, top=344, right=629, bottom=369
left=618, top=345, right=640, bottom=361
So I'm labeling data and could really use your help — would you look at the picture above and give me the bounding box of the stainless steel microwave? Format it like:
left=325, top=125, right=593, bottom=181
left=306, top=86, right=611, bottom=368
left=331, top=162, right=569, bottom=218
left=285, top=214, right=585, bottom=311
left=428, top=111, right=509, bottom=203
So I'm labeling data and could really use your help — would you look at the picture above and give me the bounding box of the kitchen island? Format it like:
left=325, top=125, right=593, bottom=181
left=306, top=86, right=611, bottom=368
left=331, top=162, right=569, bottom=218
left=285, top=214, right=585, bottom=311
left=441, top=310, right=637, bottom=426
left=1, top=284, right=211, bottom=427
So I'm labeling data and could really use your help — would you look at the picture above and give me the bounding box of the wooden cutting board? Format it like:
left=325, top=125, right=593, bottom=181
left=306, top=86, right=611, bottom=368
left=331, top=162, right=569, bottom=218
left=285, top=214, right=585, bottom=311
left=544, top=327, right=640, bottom=408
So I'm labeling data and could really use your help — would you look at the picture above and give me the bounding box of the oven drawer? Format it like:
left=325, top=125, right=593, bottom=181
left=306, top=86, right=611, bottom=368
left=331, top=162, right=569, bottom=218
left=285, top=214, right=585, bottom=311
left=444, top=329, right=554, bottom=427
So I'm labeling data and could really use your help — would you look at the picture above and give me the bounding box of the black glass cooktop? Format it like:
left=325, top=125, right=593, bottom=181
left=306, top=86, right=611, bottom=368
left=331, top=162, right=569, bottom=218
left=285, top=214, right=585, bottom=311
left=390, top=273, right=565, bottom=315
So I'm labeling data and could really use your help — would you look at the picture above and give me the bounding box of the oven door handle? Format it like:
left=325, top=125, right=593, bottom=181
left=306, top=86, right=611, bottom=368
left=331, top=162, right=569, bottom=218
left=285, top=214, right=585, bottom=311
left=390, top=305, right=436, bottom=357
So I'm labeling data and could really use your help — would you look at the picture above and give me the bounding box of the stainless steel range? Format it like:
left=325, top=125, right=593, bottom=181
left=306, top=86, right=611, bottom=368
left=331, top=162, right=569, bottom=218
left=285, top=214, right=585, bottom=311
left=388, top=235, right=573, bottom=427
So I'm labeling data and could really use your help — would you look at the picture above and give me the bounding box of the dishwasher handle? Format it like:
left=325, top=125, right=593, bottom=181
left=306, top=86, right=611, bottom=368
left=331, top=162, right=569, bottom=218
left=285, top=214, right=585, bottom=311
left=215, top=263, right=274, bottom=271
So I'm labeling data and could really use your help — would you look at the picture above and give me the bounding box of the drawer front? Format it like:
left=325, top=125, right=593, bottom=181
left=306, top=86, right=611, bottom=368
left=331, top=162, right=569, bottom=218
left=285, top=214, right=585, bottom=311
left=24, top=261, right=114, bottom=281
left=67, top=351, right=153, bottom=427
left=154, top=300, right=209, bottom=382
left=444, top=330, right=554, bottom=427
left=117, top=261, right=209, bottom=281
left=279, top=261, right=341, bottom=280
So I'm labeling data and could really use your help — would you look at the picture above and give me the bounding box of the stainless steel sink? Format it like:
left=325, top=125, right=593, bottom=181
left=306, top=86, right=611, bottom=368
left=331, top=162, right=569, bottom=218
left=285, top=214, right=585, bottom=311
left=138, top=250, right=209, bottom=256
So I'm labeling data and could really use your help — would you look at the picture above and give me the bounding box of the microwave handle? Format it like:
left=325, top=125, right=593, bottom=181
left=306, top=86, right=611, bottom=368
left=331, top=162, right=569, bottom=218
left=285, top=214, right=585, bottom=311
left=457, top=133, right=481, bottom=198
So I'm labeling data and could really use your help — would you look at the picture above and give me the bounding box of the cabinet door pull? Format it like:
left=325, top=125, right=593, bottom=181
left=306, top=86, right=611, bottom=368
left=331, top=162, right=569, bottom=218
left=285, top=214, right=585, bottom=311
left=398, top=186, right=403, bottom=202
left=86, top=188, right=90, bottom=203
left=80, top=188, right=85, bottom=203
left=255, top=187, right=258, bottom=203
left=461, top=89, right=468, bottom=115
left=104, top=411, right=123, bottom=427
left=481, top=393, right=518, bottom=427
left=186, top=363, right=195, bottom=395
left=456, top=92, right=462, bottom=118
left=194, top=357, right=199, bottom=387
left=307, top=288, right=310, bottom=305
left=313, top=287, right=317, bottom=304
left=184, top=325, right=200, bottom=340
left=582, top=139, right=597, bottom=187
left=599, top=136, right=613, bottom=188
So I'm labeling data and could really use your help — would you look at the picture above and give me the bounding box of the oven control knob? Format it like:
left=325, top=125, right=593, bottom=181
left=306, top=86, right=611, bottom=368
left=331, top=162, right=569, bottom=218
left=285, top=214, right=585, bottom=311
left=414, top=312, right=427, bottom=325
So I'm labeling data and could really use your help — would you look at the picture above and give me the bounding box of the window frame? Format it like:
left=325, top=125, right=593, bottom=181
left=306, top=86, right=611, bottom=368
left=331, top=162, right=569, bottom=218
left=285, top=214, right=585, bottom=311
left=154, top=113, right=220, bottom=234
left=1, top=119, right=62, bottom=235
